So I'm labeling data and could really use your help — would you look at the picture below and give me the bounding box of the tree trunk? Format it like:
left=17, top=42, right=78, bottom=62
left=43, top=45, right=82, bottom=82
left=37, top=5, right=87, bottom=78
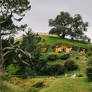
left=0, top=25, right=5, bottom=74
left=61, top=33, right=66, bottom=39
left=71, top=37, right=74, bottom=40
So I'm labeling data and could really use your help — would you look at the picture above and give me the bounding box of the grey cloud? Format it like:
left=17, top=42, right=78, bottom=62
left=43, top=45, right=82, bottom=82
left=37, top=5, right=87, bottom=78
left=21, top=0, right=92, bottom=39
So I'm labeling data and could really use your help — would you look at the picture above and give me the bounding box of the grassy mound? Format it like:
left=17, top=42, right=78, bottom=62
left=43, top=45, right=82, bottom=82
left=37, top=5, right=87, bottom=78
left=40, top=77, right=92, bottom=92
left=40, top=35, right=92, bottom=49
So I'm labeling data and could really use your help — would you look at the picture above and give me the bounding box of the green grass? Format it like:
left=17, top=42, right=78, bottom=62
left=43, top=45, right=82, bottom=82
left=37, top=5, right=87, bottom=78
left=40, top=35, right=92, bottom=49
left=1, top=77, right=92, bottom=92
left=12, top=34, right=92, bottom=92
left=16, top=34, right=92, bottom=49
left=40, top=77, right=92, bottom=92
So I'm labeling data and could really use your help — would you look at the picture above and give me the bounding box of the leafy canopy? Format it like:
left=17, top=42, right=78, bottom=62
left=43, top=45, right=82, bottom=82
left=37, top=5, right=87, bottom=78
left=49, top=11, right=89, bottom=41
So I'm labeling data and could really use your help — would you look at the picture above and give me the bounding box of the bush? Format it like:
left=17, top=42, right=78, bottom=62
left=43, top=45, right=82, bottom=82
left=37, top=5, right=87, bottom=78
left=6, top=64, right=19, bottom=75
left=45, top=64, right=65, bottom=76
left=40, top=55, right=48, bottom=62
left=0, top=73, right=10, bottom=81
left=60, top=53, right=70, bottom=60
left=76, top=73, right=84, bottom=77
left=32, top=81, right=44, bottom=88
left=48, top=54, right=58, bottom=61
left=86, top=66, right=92, bottom=81
left=86, top=51, right=92, bottom=57
left=64, top=60, right=78, bottom=71
left=87, top=57, right=92, bottom=66
left=76, top=56, right=79, bottom=60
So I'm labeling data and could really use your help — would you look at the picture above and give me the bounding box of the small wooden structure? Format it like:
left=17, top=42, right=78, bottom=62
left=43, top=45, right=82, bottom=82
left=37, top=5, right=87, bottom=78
left=54, top=45, right=72, bottom=53
left=78, top=48, right=85, bottom=52
left=41, top=47, right=47, bottom=52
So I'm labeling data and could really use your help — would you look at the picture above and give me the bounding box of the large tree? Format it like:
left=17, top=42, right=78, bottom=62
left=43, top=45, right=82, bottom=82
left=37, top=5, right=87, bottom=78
left=0, top=0, right=31, bottom=73
left=16, top=30, right=47, bottom=77
left=70, top=14, right=88, bottom=40
left=49, top=11, right=89, bottom=40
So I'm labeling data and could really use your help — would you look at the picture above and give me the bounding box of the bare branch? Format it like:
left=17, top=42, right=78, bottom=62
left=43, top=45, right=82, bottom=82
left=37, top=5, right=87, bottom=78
left=17, top=48, right=32, bottom=58
left=1, top=32, right=11, bottom=36
left=3, top=50, right=13, bottom=57
left=3, top=46, right=16, bottom=51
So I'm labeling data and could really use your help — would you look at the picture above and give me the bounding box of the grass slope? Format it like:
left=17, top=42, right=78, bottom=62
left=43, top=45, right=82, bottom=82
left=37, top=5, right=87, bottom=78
left=40, top=35, right=92, bottom=49
left=40, top=77, right=92, bottom=92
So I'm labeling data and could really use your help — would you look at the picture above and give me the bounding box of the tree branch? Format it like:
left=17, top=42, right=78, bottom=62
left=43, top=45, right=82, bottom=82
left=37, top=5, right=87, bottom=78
left=3, top=50, right=13, bottom=57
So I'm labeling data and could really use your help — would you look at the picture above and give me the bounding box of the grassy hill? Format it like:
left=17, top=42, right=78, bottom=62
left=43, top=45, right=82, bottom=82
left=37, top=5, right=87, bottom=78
left=1, top=34, right=92, bottom=92
left=39, top=34, right=92, bottom=49
left=40, top=77, right=92, bottom=92
left=0, top=77, right=92, bottom=92
left=16, top=34, right=92, bottom=49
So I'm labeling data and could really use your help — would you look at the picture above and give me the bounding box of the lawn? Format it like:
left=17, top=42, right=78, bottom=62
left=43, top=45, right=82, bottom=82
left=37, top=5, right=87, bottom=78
left=1, top=77, right=92, bottom=92
left=40, top=77, right=92, bottom=92
left=40, top=34, right=92, bottom=49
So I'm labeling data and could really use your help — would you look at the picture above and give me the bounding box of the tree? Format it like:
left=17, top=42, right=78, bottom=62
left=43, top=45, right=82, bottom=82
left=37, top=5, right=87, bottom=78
left=49, top=11, right=89, bottom=40
left=16, top=30, right=47, bottom=77
left=70, top=14, right=88, bottom=40
left=49, top=12, right=72, bottom=38
left=0, top=0, right=31, bottom=73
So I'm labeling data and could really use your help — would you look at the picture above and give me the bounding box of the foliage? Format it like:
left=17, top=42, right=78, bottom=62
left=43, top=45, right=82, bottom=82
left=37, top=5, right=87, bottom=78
left=45, top=64, right=65, bottom=76
left=86, top=51, right=92, bottom=57
left=64, top=60, right=78, bottom=71
left=49, top=11, right=89, bottom=41
left=6, top=64, right=19, bottom=75
left=16, top=30, right=47, bottom=77
left=0, top=73, right=9, bottom=81
left=87, top=57, right=92, bottom=66
left=10, top=77, right=23, bottom=85
left=47, top=54, right=58, bottom=61
left=76, top=56, right=79, bottom=60
left=86, top=66, right=92, bottom=81
left=32, top=82, right=45, bottom=88
left=40, top=35, right=92, bottom=50
left=76, top=73, right=84, bottom=77
left=0, top=0, right=31, bottom=73
left=60, top=53, right=70, bottom=60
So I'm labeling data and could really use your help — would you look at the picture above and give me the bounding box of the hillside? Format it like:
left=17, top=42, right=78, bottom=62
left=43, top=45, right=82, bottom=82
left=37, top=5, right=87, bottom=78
left=12, top=34, right=92, bottom=92
left=40, top=77, right=92, bottom=92
left=39, top=35, right=92, bottom=49
left=0, top=77, right=92, bottom=92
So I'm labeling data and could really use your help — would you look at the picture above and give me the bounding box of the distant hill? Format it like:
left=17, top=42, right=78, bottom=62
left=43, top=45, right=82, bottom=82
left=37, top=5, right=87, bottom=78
left=39, top=34, right=92, bottom=50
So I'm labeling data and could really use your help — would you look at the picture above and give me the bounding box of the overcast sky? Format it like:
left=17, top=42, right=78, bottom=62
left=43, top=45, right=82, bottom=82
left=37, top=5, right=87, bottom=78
left=20, top=0, right=92, bottom=40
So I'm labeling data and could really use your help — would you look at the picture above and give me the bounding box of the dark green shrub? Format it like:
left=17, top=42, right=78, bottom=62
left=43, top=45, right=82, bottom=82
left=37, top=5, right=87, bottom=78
left=6, top=64, right=19, bottom=75
left=76, top=57, right=79, bottom=60
left=86, top=51, right=92, bottom=57
left=40, top=56, right=48, bottom=62
left=46, top=64, right=65, bottom=75
left=48, top=54, right=58, bottom=61
left=32, top=82, right=44, bottom=88
left=76, top=73, right=84, bottom=77
left=87, top=57, right=92, bottom=66
left=0, top=73, right=10, bottom=81
left=86, top=66, right=92, bottom=81
left=72, top=46, right=78, bottom=51
left=89, top=47, right=92, bottom=52
left=64, top=60, right=78, bottom=71
left=60, top=53, right=70, bottom=60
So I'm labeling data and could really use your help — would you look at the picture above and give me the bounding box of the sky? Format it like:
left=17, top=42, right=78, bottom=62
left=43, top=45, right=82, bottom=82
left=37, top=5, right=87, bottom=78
left=20, top=0, right=92, bottom=40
